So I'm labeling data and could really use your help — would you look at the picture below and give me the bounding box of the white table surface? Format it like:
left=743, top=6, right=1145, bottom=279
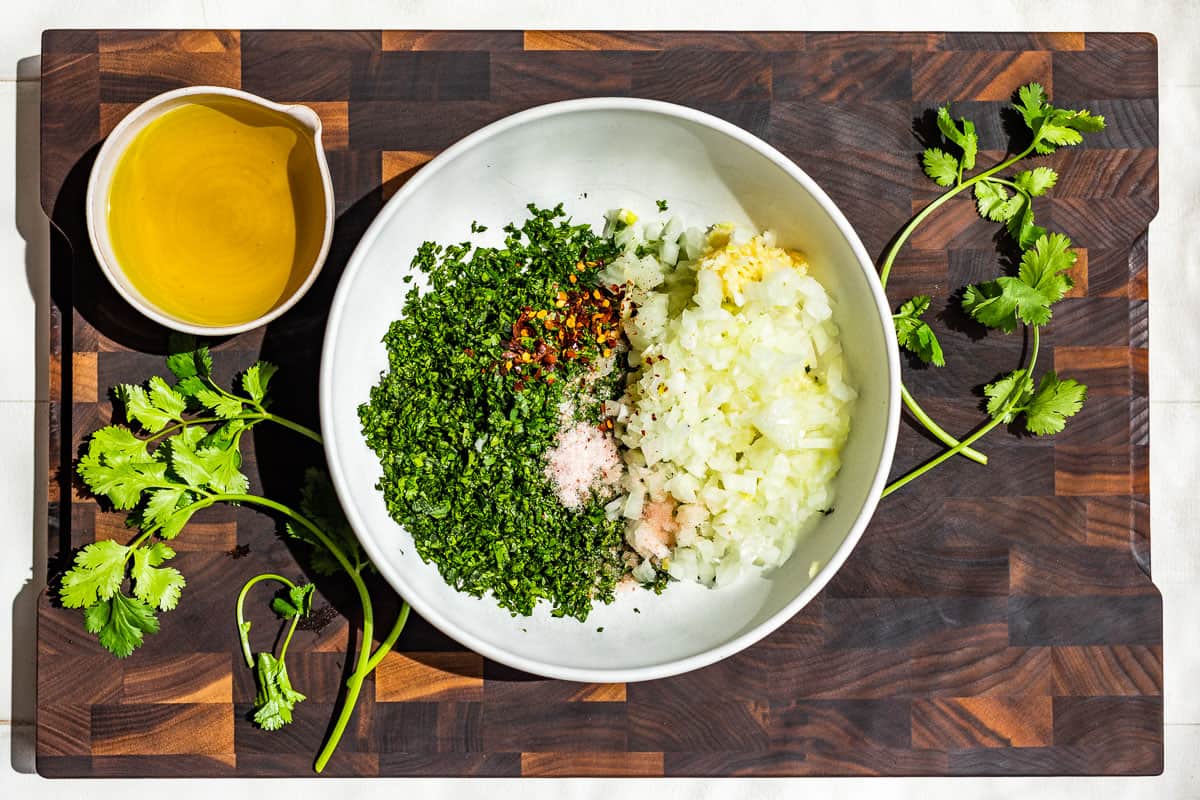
left=3, top=1, right=1198, bottom=797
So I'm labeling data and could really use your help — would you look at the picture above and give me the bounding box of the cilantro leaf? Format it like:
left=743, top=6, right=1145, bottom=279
left=200, top=443, right=250, bottom=495
left=983, top=369, right=1087, bottom=435
left=1023, top=371, right=1087, bottom=435
left=252, top=652, right=307, bottom=731
left=131, top=542, right=186, bottom=611
left=922, top=148, right=960, bottom=187
left=974, top=180, right=1021, bottom=222
left=1016, top=231, right=1077, bottom=314
left=167, top=423, right=249, bottom=494
left=157, top=503, right=198, bottom=540
left=60, top=539, right=130, bottom=608
left=271, top=583, right=314, bottom=619
left=166, top=353, right=198, bottom=380
left=148, top=376, right=187, bottom=419
left=166, top=342, right=199, bottom=380
left=88, top=426, right=150, bottom=466
left=1036, top=108, right=1106, bottom=152
left=167, top=425, right=214, bottom=488
left=176, top=335, right=212, bottom=376
left=1014, top=82, right=1051, bottom=130
left=242, top=362, right=278, bottom=405
left=84, top=591, right=160, bottom=658
left=119, top=378, right=186, bottom=434
left=78, top=440, right=169, bottom=509
left=1013, top=166, right=1058, bottom=197
left=962, top=280, right=1024, bottom=333
left=1004, top=194, right=1047, bottom=250
left=143, top=487, right=185, bottom=526
left=984, top=369, right=1035, bottom=422
left=200, top=419, right=247, bottom=451
left=962, top=233, right=1075, bottom=332
left=167, top=333, right=208, bottom=373
left=167, top=338, right=213, bottom=398
left=174, top=376, right=205, bottom=398
left=1013, top=82, right=1106, bottom=154
left=893, top=295, right=945, bottom=366
left=195, top=388, right=245, bottom=419
left=936, top=105, right=977, bottom=171
left=136, top=485, right=201, bottom=539
left=237, top=574, right=313, bottom=732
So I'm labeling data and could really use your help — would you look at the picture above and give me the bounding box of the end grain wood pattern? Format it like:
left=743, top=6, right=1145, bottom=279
left=37, top=29, right=1160, bottom=778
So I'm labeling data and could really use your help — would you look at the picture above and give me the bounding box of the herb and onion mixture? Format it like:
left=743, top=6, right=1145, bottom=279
left=360, top=203, right=855, bottom=618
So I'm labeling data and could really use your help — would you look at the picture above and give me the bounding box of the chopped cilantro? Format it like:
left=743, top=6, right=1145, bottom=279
left=360, top=205, right=626, bottom=620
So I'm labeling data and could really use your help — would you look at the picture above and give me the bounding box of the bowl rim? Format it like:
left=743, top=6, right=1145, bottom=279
left=84, top=85, right=337, bottom=337
left=320, top=96, right=902, bottom=683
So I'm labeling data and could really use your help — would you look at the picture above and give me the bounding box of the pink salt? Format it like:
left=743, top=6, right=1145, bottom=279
left=632, top=498, right=678, bottom=559
left=544, top=421, right=623, bottom=509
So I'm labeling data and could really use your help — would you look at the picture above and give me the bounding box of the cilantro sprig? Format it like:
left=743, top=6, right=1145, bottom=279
left=879, top=83, right=1102, bottom=494
left=64, top=341, right=410, bottom=773
left=236, top=575, right=313, bottom=731
left=62, top=341, right=322, bottom=659
left=962, top=231, right=1077, bottom=331
left=892, top=295, right=944, bottom=367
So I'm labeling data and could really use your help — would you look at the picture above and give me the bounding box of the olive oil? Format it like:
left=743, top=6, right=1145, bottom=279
left=106, top=98, right=326, bottom=326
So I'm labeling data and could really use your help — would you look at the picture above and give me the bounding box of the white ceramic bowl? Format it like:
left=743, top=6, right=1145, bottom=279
left=321, top=98, right=900, bottom=682
left=85, top=86, right=336, bottom=336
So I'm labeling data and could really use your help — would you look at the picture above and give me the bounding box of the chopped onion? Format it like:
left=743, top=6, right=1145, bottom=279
left=614, top=224, right=854, bottom=586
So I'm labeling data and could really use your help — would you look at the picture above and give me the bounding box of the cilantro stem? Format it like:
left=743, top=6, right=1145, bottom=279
left=144, top=412, right=320, bottom=447
left=120, top=493, right=219, bottom=564
left=144, top=417, right=223, bottom=444
left=900, top=385, right=987, bottom=465
left=212, top=492, right=400, bottom=773
left=259, top=413, right=323, bottom=446
left=986, top=176, right=1026, bottom=192
left=883, top=326, right=1040, bottom=496
left=363, top=601, right=410, bottom=674
left=235, top=573, right=302, bottom=668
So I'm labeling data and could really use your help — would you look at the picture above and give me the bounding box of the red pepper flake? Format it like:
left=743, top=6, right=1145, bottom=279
left=494, top=279, right=625, bottom=386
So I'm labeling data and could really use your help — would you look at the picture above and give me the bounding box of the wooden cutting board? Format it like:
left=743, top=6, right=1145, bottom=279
left=37, top=29, right=1160, bottom=777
